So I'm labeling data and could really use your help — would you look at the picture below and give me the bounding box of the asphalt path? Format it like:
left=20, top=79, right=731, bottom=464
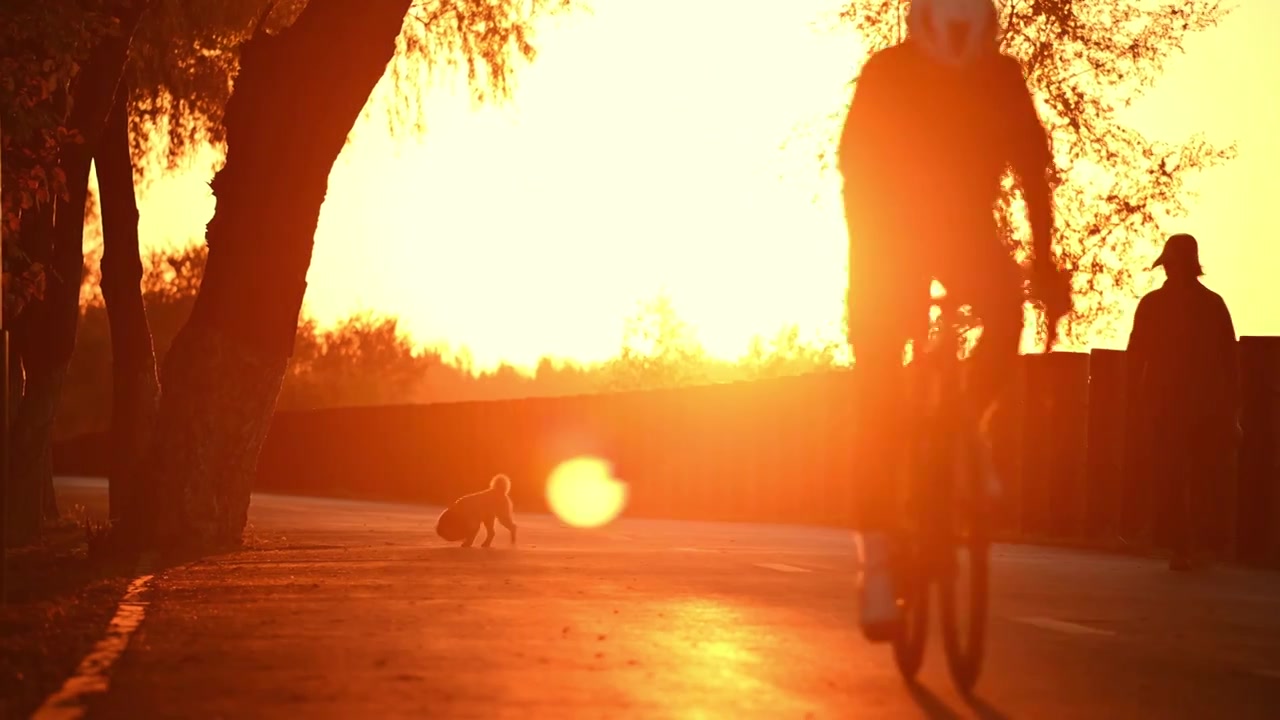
left=49, top=478, right=1280, bottom=719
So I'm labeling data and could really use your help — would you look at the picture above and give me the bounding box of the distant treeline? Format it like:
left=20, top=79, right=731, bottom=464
left=57, top=242, right=845, bottom=440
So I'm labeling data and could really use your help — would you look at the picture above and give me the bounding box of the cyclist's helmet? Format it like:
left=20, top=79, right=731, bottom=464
left=906, top=0, right=1000, bottom=68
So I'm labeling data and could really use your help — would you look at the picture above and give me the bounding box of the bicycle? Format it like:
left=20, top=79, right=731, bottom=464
left=890, top=284, right=1066, bottom=695
left=890, top=294, right=992, bottom=695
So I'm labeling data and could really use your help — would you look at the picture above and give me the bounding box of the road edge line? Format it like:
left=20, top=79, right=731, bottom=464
left=31, top=552, right=158, bottom=720
left=755, top=562, right=812, bottom=573
left=1014, top=616, right=1116, bottom=637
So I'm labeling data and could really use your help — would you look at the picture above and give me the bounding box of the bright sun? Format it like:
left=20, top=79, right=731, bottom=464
left=545, top=457, right=629, bottom=529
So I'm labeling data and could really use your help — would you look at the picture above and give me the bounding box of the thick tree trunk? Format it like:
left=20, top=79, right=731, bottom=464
left=97, top=82, right=160, bottom=529
left=139, top=0, right=413, bottom=550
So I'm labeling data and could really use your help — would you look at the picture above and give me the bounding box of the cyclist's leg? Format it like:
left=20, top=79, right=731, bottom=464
left=938, top=235, right=1024, bottom=470
left=847, top=235, right=930, bottom=641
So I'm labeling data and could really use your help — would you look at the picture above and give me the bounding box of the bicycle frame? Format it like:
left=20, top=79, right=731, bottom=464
left=907, top=300, right=972, bottom=569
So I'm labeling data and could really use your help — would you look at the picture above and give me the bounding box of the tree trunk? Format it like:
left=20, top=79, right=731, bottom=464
left=7, top=344, right=21, bottom=426
left=9, top=148, right=93, bottom=534
left=10, top=360, right=69, bottom=528
left=97, top=82, right=160, bottom=528
left=6, top=204, right=55, bottom=544
left=139, top=0, right=413, bottom=550
left=4, top=0, right=153, bottom=542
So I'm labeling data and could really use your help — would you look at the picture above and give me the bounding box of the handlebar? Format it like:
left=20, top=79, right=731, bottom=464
left=913, top=280, right=1068, bottom=364
left=909, top=293, right=970, bottom=366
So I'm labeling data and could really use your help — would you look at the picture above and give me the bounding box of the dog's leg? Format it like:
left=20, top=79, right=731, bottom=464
left=498, top=503, right=517, bottom=545
left=462, top=521, right=481, bottom=547
left=481, top=519, right=496, bottom=548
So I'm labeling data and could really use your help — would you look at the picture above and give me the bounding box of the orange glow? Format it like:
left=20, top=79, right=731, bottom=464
left=545, top=457, right=628, bottom=529
left=123, top=2, right=1278, bottom=371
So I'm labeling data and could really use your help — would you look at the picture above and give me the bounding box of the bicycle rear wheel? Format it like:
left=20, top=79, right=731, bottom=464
left=938, top=443, right=991, bottom=695
left=891, top=537, right=930, bottom=681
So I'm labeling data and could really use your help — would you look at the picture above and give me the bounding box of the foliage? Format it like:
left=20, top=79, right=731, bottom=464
left=380, top=0, right=577, bottom=133
left=125, top=0, right=303, bottom=168
left=2, top=261, right=48, bottom=322
left=604, top=293, right=711, bottom=391
left=279, top=314, right=436, bottom=408
left=0, top=0, right=122, bottom=324
left=812, top=0, right=1235, bottom=345
left=57, top=244, right=848, bottom=439
left=741, top=325, right=843, bottom=380
left=126, top=0, right=578, bottom=169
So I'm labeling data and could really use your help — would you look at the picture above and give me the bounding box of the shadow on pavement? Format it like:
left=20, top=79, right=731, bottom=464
left=419, top=546, right=524, bottom=561
left=906, top=683, right=963, bottom=719
left=906, top=683, right=1014, bottom=720
left=967, top=695, right=1014, bottom=720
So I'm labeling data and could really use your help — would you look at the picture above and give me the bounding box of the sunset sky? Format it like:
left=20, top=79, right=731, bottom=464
left=130, top=0, right=1280, bottom=372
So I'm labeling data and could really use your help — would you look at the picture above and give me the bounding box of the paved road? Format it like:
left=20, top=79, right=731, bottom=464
left=53, top=478, right=1280, bottom=719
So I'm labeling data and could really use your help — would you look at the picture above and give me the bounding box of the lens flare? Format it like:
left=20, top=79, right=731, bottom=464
left=545, top=456, right=628, bottom=529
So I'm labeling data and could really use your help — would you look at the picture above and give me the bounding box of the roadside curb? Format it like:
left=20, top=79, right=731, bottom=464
left=30, top=552, right=159, bottom=720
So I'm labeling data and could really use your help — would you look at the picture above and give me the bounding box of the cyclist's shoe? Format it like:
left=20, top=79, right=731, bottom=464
left=859, top=567, right=900, bottom=643
left=856, top=532, right=901, bottom=643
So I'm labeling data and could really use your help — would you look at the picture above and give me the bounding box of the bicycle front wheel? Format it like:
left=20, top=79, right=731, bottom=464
left=891, top=538, right=930, bottom=681
left=938, top=515, right=990, bottom=695
left=892, top=425, right=941, bottom=683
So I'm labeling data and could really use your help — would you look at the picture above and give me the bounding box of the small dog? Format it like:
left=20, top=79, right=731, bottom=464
left=435, top=474, right=518, bottom=547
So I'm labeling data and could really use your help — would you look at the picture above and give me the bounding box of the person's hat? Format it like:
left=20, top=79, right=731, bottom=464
left=1151, top=233, right=1203, bottom=275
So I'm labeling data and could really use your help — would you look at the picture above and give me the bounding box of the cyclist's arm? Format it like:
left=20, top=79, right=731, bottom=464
left=837, top=53, right=897, bottom=234
left=1000, top=57, right=1055, bottom=265
left=839, top=54, right=901, bottom=327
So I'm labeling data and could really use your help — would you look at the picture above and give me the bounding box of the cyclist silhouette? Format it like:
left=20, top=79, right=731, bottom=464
left=837, top=0, right=1071, bottom=641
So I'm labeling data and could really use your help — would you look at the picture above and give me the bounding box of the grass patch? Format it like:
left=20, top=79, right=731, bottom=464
left=0, top=510, right=139, bottom=718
